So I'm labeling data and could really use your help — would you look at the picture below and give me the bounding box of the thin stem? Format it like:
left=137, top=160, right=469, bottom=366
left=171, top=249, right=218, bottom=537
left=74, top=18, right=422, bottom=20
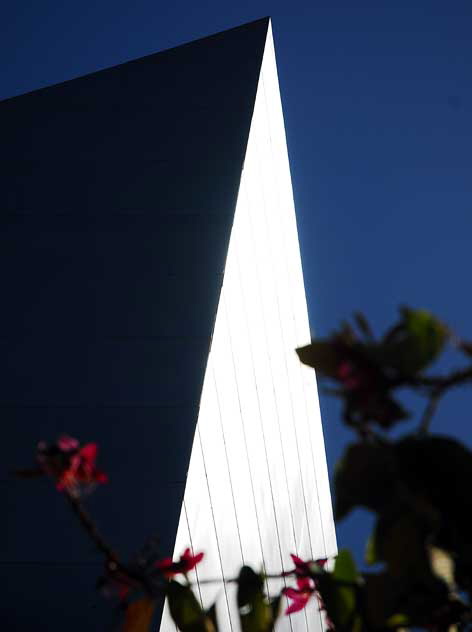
left=397, top=366, right=472, bottom=391
left=65, top=491, right=156, bottom=595
left=417, top=389, right=442, bottom=436
left=194, top=573, right=285, bottom=585
left=65, top=491, right=119, bottom=563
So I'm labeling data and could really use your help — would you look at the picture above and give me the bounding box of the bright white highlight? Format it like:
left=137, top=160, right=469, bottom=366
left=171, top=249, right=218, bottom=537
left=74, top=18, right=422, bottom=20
left=160, top=21, right=336, bottom=632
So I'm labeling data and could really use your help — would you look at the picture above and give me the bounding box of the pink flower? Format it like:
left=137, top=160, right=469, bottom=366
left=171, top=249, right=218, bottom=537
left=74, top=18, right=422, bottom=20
left=57, top=435, right=80, bottom=452
left=56, top=443, right=108, bottom=491
left=285, top=554, right=328, bottom=578
left=155, top=548, right=204, bottom=578
left=283, top=578, right=316, bottom=614
left=336, top=361, right=362, bottom=390
left=37, top=435, right=107, bottom=494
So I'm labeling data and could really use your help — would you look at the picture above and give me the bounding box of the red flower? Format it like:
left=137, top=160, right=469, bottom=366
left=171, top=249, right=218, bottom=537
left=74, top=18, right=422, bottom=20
left=56, top=443, right=108, bottom=492
left=285, top=554, right=328, bottom=578
left=283, top=577, right=316, bottom=614
left=57, top=435, right=79, bottom=452
left=37, top=435, right=107, bottom=495
left=155, top=547, right=204, bottom=578
left=336, top=361, right=363, bottom=390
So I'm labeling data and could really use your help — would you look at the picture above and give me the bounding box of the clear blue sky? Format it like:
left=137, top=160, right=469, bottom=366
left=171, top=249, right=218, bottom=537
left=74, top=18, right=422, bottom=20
left=2, top=0, right=471, bottom=563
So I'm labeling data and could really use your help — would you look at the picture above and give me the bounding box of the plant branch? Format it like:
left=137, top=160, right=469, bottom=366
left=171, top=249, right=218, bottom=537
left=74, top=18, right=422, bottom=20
left=417, top=388, right=443, bottom=435
left=65, top=491, right=119, bottom=563
left=398, top=366, right=472, bottom=391
left=65, top=491, right=156, bottom=595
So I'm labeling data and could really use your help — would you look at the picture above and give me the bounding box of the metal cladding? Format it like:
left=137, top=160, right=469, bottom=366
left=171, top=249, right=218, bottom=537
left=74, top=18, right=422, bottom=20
left=1, top=18, right=336, bottom=631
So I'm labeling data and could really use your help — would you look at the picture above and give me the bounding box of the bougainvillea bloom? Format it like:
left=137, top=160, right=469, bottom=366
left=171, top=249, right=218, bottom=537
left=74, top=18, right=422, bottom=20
left=283, top=578, right=316, bottom=614
left=56, top=435, right=80, bottom=452
left=37, top=435, right=107, bottom=495
left=336, top=361, right=363, bottom=391
left=56, top=443, right=108, bottom=491
left=285, top=554, right=328, bottom=578
left=155, top=547, right=204, bottom=577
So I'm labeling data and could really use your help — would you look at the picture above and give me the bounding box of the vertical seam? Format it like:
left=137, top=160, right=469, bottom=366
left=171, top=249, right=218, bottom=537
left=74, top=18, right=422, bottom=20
left=197, top=426, right=234, bottom=632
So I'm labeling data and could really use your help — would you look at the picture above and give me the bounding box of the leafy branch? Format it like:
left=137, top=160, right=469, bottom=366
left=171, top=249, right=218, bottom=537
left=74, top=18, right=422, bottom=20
left=16, top=307, right=472, bottom=631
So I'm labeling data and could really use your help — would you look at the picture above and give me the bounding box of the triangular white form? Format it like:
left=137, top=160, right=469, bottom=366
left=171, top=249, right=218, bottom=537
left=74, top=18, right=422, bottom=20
left=160, top=21, right=337, bottom=632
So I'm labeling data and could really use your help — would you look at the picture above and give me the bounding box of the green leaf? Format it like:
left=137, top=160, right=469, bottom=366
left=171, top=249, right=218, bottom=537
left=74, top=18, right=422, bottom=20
left=318, top=551, right=362, bottom=631
left=333, top=550, right=358, bottom=583
left=167, top=581, right=215, bottom=632
left=382, top=308, right=448, bottom=375
left=334, top=442, right=396, bottom=520
left=237, top=566, right=278, bottom=632
left=296, top=341, right=341, bottom=378
left=123, top=597, right=156, bottom=632
left=365, top=534, right=378, bottom=566
left=386, top=613, right=409, bottom=628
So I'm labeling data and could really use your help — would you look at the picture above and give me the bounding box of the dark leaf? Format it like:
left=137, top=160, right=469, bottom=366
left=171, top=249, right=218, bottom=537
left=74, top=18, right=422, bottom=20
left=343, top=389, right=409, bottom=429
left=458, top=340, right=472, bottom=357
left=334, top=442, right=397, bottom=520
left=206, top=604, right=219, bottom=632
left=237, top=566, right=278, bottom=632
left=167, top=581, right=215, bottom=632
left=382, top=307, right=448, bottom=375
left=296, top=341, right=341, bottom=378
left=373, top=505, right=436, bottom=579
left=318, top=551, right=362, bottom=632
left=353, top=312, right=374, bottom=340
left=362, top=572, right=399, bottom=629
left=395, top=435, right=472, bottom=590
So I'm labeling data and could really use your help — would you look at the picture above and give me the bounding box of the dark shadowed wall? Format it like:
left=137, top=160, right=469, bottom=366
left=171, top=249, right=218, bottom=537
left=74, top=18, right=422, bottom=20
left=1, top=18, right=268, bottom=630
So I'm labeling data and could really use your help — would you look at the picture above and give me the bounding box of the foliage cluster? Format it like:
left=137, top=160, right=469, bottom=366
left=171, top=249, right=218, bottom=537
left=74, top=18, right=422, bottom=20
left=17, top=308, right=472, bottom=631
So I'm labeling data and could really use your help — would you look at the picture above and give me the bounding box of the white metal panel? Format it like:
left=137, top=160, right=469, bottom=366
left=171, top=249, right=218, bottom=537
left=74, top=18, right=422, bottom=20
left=161, top=21, right=336, bottom=632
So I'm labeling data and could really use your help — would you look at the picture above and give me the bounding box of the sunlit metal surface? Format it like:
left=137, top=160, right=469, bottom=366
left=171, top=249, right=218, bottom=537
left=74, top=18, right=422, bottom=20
left=160, top=22, right=337, bottom=632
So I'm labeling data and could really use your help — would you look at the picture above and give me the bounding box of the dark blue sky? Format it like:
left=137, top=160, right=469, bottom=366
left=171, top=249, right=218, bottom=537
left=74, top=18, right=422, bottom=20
left=2, top=0, right=471, bottom=563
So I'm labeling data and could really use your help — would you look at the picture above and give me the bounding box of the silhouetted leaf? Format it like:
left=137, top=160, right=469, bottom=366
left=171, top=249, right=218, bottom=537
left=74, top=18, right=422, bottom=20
left=382, top=308, right=448, bottom=375
left=167, top=581, right=215, bottom=632
left=374, top=506, right=434, bottom=579
left=395, top=435, right=472, bottom=590
left=362, top=573, right=399, bottom=629
left=123, top=597, right=156, bottom=632
left=343, top=389, right=409, bottom=429
left=353, top=312, right=374, bottom=340
left=296, top=341, right=341, bottom=378
left=318, top=551, right=362, bottom=632
left=237, top=566, right=278, bottom=632
left=458, top=340, right=472, bottom=357
left=334, top=442, right=397, bottom=520
left=206, top=604, right=219, bottom=632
